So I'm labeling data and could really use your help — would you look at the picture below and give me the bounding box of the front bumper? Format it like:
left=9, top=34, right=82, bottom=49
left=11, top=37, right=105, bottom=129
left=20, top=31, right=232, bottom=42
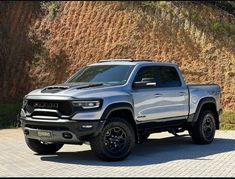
left=20, top=117, right=105, bottom=144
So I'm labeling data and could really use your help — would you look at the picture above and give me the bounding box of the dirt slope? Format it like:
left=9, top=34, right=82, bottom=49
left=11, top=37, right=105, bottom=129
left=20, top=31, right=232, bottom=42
left=0, top=1, right=235, bottom=111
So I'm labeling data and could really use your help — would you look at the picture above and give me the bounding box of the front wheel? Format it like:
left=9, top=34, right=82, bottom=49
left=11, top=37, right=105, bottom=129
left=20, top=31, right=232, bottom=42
left=190, top=110, right=216, bottom=144
left=90, top=117, right=135, bottom=161
left=25, top=138, right=64, bottom=154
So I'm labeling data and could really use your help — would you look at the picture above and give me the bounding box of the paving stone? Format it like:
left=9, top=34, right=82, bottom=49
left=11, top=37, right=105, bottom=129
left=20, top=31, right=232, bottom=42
left=0, top=129, right=234, bottom=177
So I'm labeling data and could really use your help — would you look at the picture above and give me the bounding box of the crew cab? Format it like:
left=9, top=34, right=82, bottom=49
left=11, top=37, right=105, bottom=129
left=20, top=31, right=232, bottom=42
left=20, top=59, right=222, bottom=161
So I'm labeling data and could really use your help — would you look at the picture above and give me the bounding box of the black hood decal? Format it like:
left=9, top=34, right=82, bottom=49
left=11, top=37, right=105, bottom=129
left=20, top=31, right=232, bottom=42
left=41, top=83, right=104, bottom=93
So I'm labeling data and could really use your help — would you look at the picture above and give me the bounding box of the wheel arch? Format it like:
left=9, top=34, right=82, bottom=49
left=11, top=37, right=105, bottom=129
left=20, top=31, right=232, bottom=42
left=193, top=97, right=219, bottom=129
left=101, top=102, right=138, bottom=142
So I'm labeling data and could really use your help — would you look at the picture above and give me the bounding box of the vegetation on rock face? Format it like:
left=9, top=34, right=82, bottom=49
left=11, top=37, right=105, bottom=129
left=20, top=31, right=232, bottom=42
left=198, top=1, right=235, bottom=16
left=135, top=1, right=235, bottom=46
left=40, top=1, right=62, bottom=20
left=0, top=1, right=234, bottom=129
left=0, top=104, right=21, bottom=129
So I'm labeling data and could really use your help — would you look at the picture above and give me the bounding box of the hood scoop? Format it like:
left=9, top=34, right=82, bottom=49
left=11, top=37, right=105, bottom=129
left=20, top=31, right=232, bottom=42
left=41, top=85, right=70, bottom=93
left=41, top=83, right=104, bottom=94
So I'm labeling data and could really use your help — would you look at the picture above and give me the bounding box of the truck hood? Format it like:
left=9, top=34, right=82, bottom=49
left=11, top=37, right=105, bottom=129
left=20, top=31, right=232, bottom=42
left=25, top=83, right=129, bottom=99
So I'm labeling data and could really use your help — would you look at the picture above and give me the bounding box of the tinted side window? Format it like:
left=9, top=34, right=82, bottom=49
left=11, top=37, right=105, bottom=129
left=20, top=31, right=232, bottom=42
left=157, top=66, right=182, bottom=87
left=134, top=66, right=158, bottom=83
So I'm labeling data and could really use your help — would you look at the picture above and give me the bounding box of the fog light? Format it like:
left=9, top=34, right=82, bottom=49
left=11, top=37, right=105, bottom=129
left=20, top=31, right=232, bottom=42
left=24, top=129, right=29, bottom=135
left=62, top=132, right=72, bottom=139
left=81, top=125, right=93, bottom=129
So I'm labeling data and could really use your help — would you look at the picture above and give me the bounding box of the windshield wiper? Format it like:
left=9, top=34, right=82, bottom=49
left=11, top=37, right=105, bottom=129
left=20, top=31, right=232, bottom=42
left=76, top=83, right=104, bottom=89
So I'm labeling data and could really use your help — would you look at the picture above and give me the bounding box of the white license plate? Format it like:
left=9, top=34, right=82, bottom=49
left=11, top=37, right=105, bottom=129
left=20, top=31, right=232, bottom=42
left=37, top=131, right=52, bottom=137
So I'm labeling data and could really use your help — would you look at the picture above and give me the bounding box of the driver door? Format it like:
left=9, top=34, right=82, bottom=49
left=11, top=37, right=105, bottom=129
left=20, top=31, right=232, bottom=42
left=131, top=66, right=188, bottom=122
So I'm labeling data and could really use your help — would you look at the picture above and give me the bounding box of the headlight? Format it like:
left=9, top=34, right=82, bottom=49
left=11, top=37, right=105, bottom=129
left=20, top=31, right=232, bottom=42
left=72, top=100, right=102, bottom=109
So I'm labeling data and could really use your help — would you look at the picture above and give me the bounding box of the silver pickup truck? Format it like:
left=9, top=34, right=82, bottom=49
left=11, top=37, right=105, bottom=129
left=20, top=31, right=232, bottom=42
left=20, top=59, right=222, bottom=161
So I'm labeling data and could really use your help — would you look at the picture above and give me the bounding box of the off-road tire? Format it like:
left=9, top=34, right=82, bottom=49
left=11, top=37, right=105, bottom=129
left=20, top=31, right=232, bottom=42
left=190, top=110, right=216, bottom=144
left=90, top=117, right=135, bottom=161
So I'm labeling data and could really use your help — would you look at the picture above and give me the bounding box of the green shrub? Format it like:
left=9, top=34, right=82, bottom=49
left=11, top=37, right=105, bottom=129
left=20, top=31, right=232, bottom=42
left=220, top=112, right=235, bottom=130
left=159, top=1, right=168, bottom=8
left=0, top=104, right=21, bottom=129
left=223, top=23, right=235, bottom=34
left=40, top=1, right=62, bottom=20
left=139, top=1, right=157, bottom=9
left=212, top=22, right=223, bottom=33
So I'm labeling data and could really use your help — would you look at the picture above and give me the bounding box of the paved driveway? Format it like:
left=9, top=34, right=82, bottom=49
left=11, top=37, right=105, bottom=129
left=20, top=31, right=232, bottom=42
left=0, top=129, right=235, bottom=177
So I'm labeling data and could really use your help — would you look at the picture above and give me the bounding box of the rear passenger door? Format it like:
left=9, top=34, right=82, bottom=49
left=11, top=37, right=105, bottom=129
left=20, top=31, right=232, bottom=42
left=132, top=65, right=189, bottom=122
left=155, top=66, right=189, bottom=120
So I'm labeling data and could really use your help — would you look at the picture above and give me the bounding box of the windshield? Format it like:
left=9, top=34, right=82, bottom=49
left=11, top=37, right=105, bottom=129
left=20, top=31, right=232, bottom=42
left=66, top=65, right=134, bottom=85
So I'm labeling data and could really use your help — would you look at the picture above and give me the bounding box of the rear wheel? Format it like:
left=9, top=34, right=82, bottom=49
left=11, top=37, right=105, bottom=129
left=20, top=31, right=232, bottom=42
left=190, top=110, right=216, bottom=144
left=90, top=117, right=135, bottom=161
left=25, top=138, right=63, bottom=154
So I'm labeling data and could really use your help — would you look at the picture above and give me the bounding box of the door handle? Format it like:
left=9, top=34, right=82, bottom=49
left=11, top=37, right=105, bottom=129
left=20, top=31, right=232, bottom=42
left=179, top=92, right=187, bottom=96
left=155, top=93, right=162, bottom=97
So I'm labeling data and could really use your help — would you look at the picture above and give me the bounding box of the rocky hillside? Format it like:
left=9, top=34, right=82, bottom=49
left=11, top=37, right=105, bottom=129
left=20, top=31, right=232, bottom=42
left=0, top=1, right=235, bottom=111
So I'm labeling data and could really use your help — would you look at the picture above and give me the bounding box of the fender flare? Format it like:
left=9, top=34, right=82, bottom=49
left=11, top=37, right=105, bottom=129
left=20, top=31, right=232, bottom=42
left=100, top=102, right=140, bottom=142
left=192, top=97, right=218, bottom=124
left=101, top=102, right=135, bottom=120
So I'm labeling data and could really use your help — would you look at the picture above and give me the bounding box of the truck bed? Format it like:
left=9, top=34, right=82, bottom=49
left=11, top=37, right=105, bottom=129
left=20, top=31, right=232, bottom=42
left=187, top=83, right=221, bottom=115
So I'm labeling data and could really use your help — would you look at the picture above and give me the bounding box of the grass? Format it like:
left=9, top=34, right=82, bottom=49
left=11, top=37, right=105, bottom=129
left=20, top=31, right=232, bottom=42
left=0, top=103, right=234, bottom=130
left=0, top=103, right=21, bottom=129
left=220, top=111, right=235, bottom=130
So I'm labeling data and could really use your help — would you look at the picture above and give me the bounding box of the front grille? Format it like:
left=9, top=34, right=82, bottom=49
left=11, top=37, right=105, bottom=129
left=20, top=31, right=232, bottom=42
left=25, top=100, right=73, bottom=117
